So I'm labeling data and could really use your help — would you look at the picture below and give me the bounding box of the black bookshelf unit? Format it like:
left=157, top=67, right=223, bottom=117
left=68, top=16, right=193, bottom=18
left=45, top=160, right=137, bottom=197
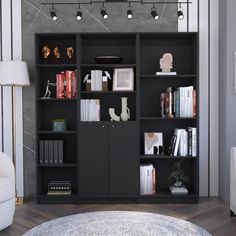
left=36, top=32, right=199, bottom=204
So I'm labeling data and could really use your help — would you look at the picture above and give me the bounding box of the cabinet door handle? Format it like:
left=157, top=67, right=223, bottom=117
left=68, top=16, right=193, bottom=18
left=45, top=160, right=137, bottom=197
left=102, top=125, right=105, bottom=128
left=112, top=125, right=115, bottom=128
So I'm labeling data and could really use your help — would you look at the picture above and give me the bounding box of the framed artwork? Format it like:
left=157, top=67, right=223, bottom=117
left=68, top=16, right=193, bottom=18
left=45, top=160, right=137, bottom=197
left=112, top=68, right=134, bottom=91
left=144, top=132, right=163, bottom=155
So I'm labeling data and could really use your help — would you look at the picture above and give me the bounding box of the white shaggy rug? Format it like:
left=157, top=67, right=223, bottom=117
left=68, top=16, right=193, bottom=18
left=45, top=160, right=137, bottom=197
left=23, top=211, right=211, bottom=236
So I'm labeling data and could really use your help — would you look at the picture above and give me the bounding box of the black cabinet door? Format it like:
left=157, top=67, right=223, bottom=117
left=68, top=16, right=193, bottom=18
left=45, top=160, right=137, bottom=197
left=78, top=122, right=108, bottom=198
left=109, top=122, right=139, bottom=198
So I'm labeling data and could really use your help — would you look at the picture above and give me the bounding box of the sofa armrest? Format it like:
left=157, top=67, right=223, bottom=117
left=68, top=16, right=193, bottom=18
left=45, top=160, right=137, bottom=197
left=0, top=152, right=15, bottom=187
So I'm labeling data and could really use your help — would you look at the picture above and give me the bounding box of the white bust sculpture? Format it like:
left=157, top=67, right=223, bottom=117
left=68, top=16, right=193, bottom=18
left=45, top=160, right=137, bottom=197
left=160, top=53, right=173, bottom=73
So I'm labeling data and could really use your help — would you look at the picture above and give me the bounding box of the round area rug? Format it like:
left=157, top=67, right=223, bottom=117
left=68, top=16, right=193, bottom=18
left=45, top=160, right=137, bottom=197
left=23, top=211, right=211, bottom=236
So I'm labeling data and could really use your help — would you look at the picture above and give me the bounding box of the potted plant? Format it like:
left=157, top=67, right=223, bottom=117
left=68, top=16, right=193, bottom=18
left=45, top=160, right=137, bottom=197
left=167, top=161, right=188, bottom=188
left=52, top=118, right=67, bottom=132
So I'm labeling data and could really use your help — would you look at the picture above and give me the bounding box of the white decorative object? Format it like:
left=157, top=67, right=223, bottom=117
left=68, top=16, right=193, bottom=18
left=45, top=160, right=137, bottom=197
left=156, top=53, right=177, bottom=75
left=0, top=152, right=15, bottom=230
left=144, top=132, right=163, bottom=155
left=42, top=80, right=56, bottom=98
left=169, top=186, right=188, bottom=195
left=120, top=97, right=130, bottom=121
left=113, top=68, right=134, bottom=91
left=230, top=147, right=236, bottom=216
left=109, top=108, right=120, bottom=122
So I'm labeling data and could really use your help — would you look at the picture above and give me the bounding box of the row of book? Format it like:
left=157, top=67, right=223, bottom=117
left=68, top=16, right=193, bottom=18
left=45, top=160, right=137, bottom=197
left=80, top=99, right=101, bottom=122
left=56, top=70, right=77, bottom=98
left=140, top=164, right=156, bottom=195
left=168, top=128, right=197, bottom=157
left=161, top=86, right=196, bottom=118
left=39, top=140, right=63, bottom=165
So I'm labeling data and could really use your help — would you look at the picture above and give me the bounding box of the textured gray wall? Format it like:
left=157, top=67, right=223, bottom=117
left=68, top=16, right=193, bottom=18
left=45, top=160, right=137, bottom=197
left=22, top=0, right=178, bottom=197
left=219, top=0, right=236, bottom=203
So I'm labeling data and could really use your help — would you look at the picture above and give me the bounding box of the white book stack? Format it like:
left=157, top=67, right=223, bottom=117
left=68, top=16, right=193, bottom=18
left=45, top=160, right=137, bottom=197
left=169, top=186, right=188, bottom=195
left=179, top=129, right=188, bottom=156
left=91, top=70, right=103, bottom=91
left=140, top=164, right=156, bottom=195
left=81, top=99, right=100, bottom=122
left=179, top=86, right=194, bottom=117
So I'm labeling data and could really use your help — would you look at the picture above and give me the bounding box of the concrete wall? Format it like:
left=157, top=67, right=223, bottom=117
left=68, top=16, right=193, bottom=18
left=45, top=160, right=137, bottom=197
left=22, top=0, right=178, bottom=198
left=219, top=0, right=236, bottom=203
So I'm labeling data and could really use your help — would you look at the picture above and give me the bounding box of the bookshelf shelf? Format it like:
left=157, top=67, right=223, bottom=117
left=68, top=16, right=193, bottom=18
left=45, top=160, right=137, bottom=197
left=36, top=64, right=77, bottom=68
left=140, top=155, right=197, bottom=160
left=140, top=75, right=197, bottom=79
left=36, top=32, right=199, bottom=204
left=80, top=64, right=136, bottom=68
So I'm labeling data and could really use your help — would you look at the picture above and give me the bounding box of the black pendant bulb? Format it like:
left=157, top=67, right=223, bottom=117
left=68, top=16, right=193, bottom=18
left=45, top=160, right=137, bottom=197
left=101, top=3, right=108, bottom=19
left=177, top=3, right=184, bottom=20
left=127, top=2, right=133, bottom=19
left=76, top=4, right=82, bottom=21
left=50, top=4, right=57, bottom=21
left=151, top=5, right=159, bottom=20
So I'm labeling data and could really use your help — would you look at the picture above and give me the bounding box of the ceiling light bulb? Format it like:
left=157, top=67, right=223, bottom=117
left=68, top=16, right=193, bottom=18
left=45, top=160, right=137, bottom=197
left=151, top=8, right=159, bottom=20
left=177, top=8, right=184, bottom=20
left=127, top=9, right=133, bottom=19
left=50, top=8, right=57, bottom=21
left=101, top=9, right=108, bottom=19
left=76, top=11, right=82, bottom=21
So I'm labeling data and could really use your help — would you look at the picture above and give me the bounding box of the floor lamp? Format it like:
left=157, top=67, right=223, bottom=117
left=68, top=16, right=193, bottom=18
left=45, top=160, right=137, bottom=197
left=0, top=60, right=30, bottom=205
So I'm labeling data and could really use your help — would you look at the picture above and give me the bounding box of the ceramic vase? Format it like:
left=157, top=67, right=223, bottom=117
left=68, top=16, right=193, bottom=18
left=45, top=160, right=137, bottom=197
left=120, top=97, right=130, bottom=121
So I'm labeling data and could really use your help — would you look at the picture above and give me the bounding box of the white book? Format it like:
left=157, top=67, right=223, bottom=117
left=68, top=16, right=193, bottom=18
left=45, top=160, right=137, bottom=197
left=188, top=86, right=194, bottom=117
left=91, top=71, right=96, bottom=91
left=183, top=130, right=188, bottom=156
left=156, top=72, right=177, bottom=75
left=147, top=165, right=151, bottom=194
left=179, top=87, right=185, bottom=117
left=140, top=166, right=143, bottom=195
left=96, top=100, right=100, bottom=121
left=173, top=129, right=182, bottom=156
left=192, top=128, right=197, bottom=156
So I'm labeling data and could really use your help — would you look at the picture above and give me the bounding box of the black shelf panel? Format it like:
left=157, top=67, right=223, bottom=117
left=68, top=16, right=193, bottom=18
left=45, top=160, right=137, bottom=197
left=38, top=193, right=78, bottom=204
left=36, top=64, right=77, bottom=68
left=140, top=117, right=198, bottom=120
left=140, top=191, right=197, bottom=198
left=37, top=98, right=77, bottom=101
left=140, top=155, right=197, bottom=160
left=80, top=91, right=136, bottom=94
left=80, top=64, right=136, bottom=68
left=141, top=75, right=197, bottom=79
left=38, top=131, right=77, bottom=134
left=38, top=163, right=77, bottom=168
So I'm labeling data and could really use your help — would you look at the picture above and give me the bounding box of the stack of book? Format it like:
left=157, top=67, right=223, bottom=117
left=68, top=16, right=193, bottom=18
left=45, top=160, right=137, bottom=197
left=80, top=99, right=101, bottom=122
left=91, top=70, right=103, bottom=91
left=39, top=140, right=63, bottom=165
left=168, top=128, right=197, bottom=157
left=140, top=164, right=156, bottom=195
left=56, top=70, right=77, bottom=98
left=160, top=86, right=196, bottom=118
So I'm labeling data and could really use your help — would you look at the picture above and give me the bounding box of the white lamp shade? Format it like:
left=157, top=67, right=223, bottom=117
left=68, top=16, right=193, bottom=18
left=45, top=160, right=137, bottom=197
left=0, top=60, right=30, bottom=86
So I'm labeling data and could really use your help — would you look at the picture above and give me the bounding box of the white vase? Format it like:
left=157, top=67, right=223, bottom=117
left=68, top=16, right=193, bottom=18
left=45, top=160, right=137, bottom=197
left=120, top=97, right=130, bottom=122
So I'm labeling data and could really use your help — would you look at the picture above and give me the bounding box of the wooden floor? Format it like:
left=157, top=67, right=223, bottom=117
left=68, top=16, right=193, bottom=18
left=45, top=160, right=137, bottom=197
left=0, top=197, right=235, bottom=236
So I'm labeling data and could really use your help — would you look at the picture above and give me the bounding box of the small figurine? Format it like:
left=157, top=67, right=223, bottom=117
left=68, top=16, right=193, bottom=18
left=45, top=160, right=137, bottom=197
left=41, top=45, right=51, bottom=58
left=42, top=80, right=56, bottom=99
left=53, top=47, right=61, bottom=59
left=67, top=47, right=74, bottom=58
left=160, top=53, right=173, bottom=73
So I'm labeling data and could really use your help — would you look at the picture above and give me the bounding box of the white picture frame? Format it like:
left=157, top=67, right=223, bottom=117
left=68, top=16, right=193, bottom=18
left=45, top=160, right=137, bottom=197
left=112, top=68, right=134, bottom=91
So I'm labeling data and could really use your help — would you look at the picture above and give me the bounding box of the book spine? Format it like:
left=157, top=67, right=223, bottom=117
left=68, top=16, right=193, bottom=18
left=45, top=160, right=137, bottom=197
left=48, top=140, right=54, bottom=165
left=188, top=128, right=192, bottom=156
left=72, top=71, right=77, bottom=98
left=175, top=89, right=180, bottom=117
left=192, top=128, right=197, bottom=156
left=172, top=89, right=176, bottom=117
left=193, top=89, right=197, bottom=117
left=65, top=70, right=72, bottom=98
left=170, top=135, right=177, bottom=156
left=152, top=167, right=156, bottom=194
left=58, top=140, right=63, bottom=165
left=53, top=140, right=59, bottom=165
left=56, top=74, right=64, bottom=98
left=39, top=140, right=44, bottom=165
left=44, top=140, right=49, bottom=165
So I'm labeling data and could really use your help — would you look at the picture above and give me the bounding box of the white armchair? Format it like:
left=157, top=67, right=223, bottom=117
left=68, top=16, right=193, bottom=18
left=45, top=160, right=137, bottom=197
left=0, top=152, right=15, bottom=230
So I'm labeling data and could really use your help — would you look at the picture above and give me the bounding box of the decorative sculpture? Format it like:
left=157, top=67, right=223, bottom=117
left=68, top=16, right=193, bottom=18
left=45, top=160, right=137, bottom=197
left=109, top=97, right=130, bottom=122
left=66, top=47, right=74, bottom=58
left=42, top=80, right=56, bottom=98
left=160, top=53, right=173, bottom=73
left=41, top=45, right=51, bottom=58
left=53, top=47, right=61, bottom=59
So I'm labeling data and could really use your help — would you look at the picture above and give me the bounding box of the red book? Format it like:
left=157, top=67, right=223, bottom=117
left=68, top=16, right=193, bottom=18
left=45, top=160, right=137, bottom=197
left=56, top=74, right=64, bottom=98
left=193, top=89, right=197, bottom=117
left=65, top=70, right=72, bottom=98
left=71, top=71, right=77, bottom=98
left=152, top=167, right=156, bottom=195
